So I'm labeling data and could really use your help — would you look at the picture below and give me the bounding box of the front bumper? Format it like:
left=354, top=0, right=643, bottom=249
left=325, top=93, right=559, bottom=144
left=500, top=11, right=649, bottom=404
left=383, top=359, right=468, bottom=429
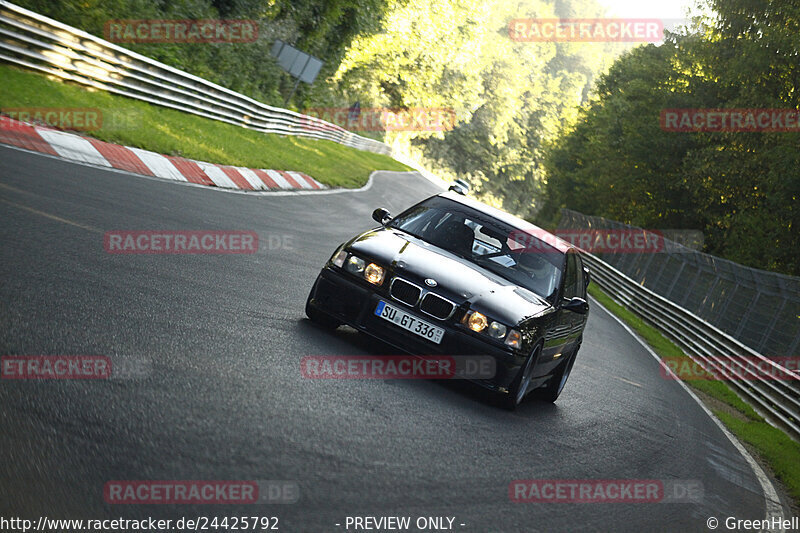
left=307, top=266, right=527, bottom=391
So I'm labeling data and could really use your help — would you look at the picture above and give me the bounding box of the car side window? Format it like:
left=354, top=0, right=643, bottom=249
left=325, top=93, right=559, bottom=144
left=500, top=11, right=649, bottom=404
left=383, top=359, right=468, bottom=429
left=563, top=253, right=578, bottom=299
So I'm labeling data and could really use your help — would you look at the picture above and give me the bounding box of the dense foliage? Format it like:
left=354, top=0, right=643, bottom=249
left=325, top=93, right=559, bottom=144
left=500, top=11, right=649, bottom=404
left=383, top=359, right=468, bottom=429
left=540, top=0, right=799, bottom=275
left=12, top=0, right=798, bottom=274
left=14, top=0, right=391, bottom=103
left=324, top=0, right=624, bottom=217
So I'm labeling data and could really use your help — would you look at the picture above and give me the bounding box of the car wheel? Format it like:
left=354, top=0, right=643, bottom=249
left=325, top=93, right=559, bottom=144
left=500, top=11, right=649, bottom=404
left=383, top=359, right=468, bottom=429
left=305, top=288, right=340, bottom=329
left=533, top=340, right=580, bottom=403
left=502, top=343, right=542, bottom=410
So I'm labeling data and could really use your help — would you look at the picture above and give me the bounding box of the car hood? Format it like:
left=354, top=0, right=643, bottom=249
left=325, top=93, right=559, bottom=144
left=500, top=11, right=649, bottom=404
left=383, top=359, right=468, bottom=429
left=347, top=228, right=552, bottom=324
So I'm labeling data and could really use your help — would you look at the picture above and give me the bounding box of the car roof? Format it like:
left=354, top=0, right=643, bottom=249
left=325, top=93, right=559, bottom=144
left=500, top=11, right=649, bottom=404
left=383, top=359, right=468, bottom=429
left=437, top=190, right=574, bottom=254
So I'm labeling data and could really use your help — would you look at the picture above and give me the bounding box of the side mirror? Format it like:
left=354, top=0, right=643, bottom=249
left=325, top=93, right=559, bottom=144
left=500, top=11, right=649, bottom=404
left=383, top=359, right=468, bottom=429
left=562, top=297, right=589, bottom=314
left=448, top=179, right=470, bottom=195
left=372, top=207, right=392, bottom=225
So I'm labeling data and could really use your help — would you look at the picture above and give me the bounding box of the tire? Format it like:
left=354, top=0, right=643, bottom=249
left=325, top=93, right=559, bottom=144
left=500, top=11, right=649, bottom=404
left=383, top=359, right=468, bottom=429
left=305, top=288, right=340, bottom=329
left=533, top=341, right=580, bottom=403
left=501, top=343, right=542, bottom=410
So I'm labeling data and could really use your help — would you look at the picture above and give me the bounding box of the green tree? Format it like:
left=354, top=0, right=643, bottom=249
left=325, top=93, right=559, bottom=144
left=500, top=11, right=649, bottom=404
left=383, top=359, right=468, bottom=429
left=540, top=0, right=800, bottom=274
left=327, top=0, right=623, bottom=218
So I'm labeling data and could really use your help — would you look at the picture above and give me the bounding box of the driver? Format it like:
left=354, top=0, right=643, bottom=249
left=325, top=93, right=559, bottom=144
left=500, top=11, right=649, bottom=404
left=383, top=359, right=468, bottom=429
left=515, top=251, right=552, bottom=280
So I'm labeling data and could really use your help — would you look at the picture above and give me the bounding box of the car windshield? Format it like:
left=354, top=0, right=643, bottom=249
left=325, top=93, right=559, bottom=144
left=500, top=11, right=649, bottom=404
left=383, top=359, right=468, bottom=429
left=389, top=197, right=564, bottom=300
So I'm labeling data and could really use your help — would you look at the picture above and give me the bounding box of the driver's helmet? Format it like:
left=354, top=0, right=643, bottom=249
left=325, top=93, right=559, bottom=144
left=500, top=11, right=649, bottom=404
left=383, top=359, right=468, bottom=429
left=516, top=251, right=550, bottom=278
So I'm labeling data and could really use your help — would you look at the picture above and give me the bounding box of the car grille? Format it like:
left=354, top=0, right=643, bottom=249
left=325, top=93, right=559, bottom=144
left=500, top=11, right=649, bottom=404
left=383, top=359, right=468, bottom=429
left=390, top=278, right=422, bottom=306
left=420, top=293, right=455, bottom=320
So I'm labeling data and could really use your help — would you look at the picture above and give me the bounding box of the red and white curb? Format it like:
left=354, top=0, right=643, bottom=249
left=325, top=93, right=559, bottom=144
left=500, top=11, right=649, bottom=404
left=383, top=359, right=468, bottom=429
left=0, top=116, right=325, bottom=191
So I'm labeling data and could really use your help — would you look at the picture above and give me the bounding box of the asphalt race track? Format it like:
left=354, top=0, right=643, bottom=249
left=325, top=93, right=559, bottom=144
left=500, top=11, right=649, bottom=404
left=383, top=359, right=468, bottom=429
left=0, top=145, right=789, bottom=532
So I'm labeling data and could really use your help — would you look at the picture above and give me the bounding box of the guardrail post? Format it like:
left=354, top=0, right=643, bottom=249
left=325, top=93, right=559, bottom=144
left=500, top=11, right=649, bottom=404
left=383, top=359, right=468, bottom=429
left=664, top=260, right=687, bottom=300
left=758, top=298, right=787, bottom=353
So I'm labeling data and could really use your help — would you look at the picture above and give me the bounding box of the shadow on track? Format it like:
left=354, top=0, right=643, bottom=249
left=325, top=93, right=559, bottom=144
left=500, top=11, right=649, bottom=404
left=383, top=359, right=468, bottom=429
left=297, top=317, right=564, bottom=420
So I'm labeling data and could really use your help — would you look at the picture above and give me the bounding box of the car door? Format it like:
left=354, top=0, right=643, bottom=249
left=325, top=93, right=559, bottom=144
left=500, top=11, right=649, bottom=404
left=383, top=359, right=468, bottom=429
left=537, top=252, right=575, bottom=374
left=570, top=253, right=589, bottom=342
left=558, top=251, right=584, bottom=348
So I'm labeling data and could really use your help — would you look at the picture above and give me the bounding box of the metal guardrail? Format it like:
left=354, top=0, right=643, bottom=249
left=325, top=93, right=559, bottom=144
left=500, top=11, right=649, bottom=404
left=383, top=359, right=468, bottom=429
left=0, top=1, right=396, bottom=155
left=584, top=251, right=800, bottom=441
left=560, top=209, right=800, bottom=358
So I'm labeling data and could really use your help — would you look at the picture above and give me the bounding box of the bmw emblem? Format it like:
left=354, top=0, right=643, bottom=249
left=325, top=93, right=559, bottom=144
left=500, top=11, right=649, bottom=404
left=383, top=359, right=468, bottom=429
left=425, top=278, right=438, bottom=287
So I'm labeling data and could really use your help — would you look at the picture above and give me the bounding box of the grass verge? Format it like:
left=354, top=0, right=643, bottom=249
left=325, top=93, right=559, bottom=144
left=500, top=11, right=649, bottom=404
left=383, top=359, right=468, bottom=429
left=0, top=64, right=410, bottom=188
left=587, top=282, right=800, bottom=507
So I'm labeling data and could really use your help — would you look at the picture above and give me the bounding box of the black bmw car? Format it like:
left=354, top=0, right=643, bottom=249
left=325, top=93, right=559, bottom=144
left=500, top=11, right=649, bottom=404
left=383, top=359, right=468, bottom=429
left=305, top=191, right=590, bottom=409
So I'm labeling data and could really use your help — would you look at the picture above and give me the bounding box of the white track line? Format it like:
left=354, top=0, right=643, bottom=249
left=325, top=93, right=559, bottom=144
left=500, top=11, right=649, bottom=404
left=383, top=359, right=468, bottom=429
left=0, top=143, right=426, bottom=196
left=589, top=295, right=787, bottom=532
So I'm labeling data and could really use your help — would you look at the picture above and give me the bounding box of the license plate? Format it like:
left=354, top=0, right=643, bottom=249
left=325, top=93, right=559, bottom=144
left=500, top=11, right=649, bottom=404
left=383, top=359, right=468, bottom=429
left=374, top=300, right=445, bottom=344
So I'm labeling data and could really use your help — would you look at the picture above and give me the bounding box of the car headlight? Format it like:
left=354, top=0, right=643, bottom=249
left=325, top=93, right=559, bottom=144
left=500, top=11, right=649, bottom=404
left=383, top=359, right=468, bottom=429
left=463, top=311, right=520, bottom=348
left=345, top=255, right=366, bottom=274
left=504, top=329, right=521, bottom=349
left=364, top=263, right=385, bottom=285
left=488, top=321, right=507, bottom=338
left=332, top=250, right=348, bottom=267
left=467, top=311, right=488, bottom=332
